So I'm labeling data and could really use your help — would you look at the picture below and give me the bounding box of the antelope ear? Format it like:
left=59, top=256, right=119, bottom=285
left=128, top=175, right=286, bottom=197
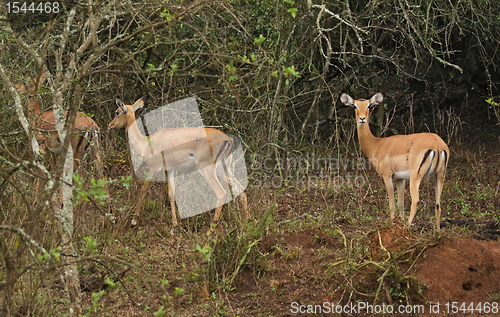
left=340, top=93, right=355, bottom=107
left=131, top=96, right=146, bottom=112
left=116, top=97, right=127, bottom=112
left=370, top=92, right=384, bottom=106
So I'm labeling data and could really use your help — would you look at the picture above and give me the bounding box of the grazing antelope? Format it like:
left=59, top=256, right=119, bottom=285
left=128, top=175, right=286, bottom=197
left=108, top=96, right=249, bottom=232
left=341, top=93, right=449, bottom=231
left=17, top=73, right=110, bottom=211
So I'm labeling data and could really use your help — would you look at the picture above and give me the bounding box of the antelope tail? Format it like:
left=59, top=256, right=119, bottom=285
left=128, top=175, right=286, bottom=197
left=214, top=140, right=231, bottom=164
left=417, top=142, right=449, bottom=177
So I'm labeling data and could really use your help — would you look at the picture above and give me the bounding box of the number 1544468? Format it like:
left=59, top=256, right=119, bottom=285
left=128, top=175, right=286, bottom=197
left=7, top=2, right=60, bottom=14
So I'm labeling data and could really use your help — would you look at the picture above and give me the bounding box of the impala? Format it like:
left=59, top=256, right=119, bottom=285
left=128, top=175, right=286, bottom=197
left=108, top=96, right=249, bottom=232
left=341, top=92, right=449, bottom=231
left=17, top=73, right=110, bottom=208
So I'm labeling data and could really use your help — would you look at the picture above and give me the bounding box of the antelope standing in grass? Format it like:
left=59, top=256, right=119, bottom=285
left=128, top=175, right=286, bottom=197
left=108, top=96, right=249, bottom=232
left=17, top=72, right=107, bottom=177
left=341, top=92, right=449, bottom=231
left=17, top=72, right=111, bottom=213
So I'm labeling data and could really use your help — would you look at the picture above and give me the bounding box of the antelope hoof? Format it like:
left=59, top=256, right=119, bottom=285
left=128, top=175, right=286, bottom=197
left=131, top=218, right=138, bottom=227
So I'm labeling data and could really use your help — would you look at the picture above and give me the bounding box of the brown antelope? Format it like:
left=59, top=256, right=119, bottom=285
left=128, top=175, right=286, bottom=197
left=17, top=73, right=110, bottom=210
left=108, top=96, right=249, bottom=232
left=341, top=92, right=449, bottom=231
left=17, top=73, right=104, bottom=174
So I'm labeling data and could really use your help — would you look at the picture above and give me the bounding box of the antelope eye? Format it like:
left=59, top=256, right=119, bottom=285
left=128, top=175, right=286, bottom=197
left=115, top=110, right=119, bottom=116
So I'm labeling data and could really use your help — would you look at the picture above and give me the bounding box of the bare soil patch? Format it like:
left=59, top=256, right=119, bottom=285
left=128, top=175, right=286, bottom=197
left=227, top=230, right=338, bottom=315
left=415, top=238, right=500, bottom=309
left=68, top=152, right=500, bottom=316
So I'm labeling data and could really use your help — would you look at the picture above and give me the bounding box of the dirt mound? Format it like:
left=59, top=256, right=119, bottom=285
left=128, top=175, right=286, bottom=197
left=415, top=238, right=500, bottom=306
left=363, top=223, right=500, bottom=313
left=366, top=219, right=410, bottom=262
left=228, top=220, right=500, bottom=316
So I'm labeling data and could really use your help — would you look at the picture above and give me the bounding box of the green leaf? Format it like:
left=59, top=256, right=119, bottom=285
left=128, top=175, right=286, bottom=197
left=84, top=236, right=98, bottom=253
left=160, top=8, right=175, bottom=22
left=121, top=176, right=131, bottom=190
left=486, top=98, right=498, bottom=106
left=254, top=34, right=266, bottom=44
left=287, top=8, right=298, bottom=18
left=168, top=63, right=178, bottom=77
left=173, top=287, right=184, bottom=296
left=153, top=306, right=166, bottom=316
left=284, top=65, right=300, bottom=78
left=238, top=55, right=250, bottom=63
left=226, top=60, right=237, bottom=73
left=161, top=278, right=170, bottom=285
left=104, top=277, right=116, bottom=288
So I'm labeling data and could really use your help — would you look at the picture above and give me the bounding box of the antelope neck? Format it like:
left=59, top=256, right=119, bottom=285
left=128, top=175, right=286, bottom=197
left=125, top=116, right=151, bottom=158
left=357, top=121, right=379, bottom=158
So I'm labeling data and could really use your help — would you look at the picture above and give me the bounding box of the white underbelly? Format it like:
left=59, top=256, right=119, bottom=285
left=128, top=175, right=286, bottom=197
left=48, top=145, right=64, bottom=154
left=167, top=153, right=197, bottom=173
left=393, top=170, right=410, bottom=180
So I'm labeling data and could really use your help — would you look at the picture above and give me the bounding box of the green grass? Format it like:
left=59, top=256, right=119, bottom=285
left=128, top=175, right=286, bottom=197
left=2, top=144, right=500, bottom=315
